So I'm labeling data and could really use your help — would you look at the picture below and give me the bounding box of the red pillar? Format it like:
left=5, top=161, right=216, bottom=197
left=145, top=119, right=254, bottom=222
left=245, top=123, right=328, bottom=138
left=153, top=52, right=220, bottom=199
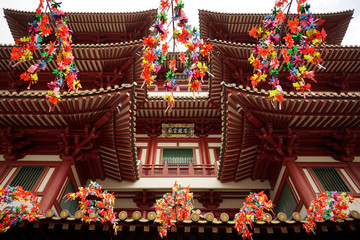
left=146, top=135, right=156, bottom=164
left=40, top=158, right=72, bottom=211
left=199, top=136, right=209, bottom=164
left=202, top=137, right=210, bottom=164
left=286, top=161, right=316, bottom=208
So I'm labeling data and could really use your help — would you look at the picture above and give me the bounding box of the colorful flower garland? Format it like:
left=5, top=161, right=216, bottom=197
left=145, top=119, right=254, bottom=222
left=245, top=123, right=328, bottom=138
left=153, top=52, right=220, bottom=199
left=0, top=186, right=42, bottom=233
left=234, top=191, right=274, bottom=240
left=303, top=191, right=354, bottom=234
left=9, top=0, right=80, bottom=111
left=66, top=181, right=117, bottom=234
left=248, top=0, right=326, bottom=107
left=155, top=181, right=193, bottom=238
left=141, top=0, right=212, bottom=112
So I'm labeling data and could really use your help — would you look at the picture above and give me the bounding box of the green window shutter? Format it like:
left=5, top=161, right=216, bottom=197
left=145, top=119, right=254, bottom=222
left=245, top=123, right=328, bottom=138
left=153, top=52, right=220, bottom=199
left=59, top=181, right=78, bottom=215
left=312, top=167, right=350, bottom=192
left=162, top=148, right=194, bottom=164
left=275, top=181, right=297, bottom=217
left=9, top=166, right=45, bottom=191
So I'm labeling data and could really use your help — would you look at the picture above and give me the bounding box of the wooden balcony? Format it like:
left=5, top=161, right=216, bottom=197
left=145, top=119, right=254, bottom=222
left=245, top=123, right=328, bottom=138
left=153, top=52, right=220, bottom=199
left=138, top=162, right=218, bottom=177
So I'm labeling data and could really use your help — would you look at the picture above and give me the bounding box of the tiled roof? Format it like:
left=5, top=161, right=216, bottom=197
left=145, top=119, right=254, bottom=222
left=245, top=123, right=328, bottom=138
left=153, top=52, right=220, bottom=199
left=3, top=8, right=157, bottom=44
left=6, top=208, right=359, bottom=237
left=199, top=9, right=354, bottom=45
left=219, top=83, right=360, bottom=182
left=0, top=84, right=138, bottom=181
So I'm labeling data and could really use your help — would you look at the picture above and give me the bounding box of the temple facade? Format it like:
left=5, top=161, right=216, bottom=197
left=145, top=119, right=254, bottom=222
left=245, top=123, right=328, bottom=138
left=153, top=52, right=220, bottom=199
left=0, top=6, right=360, bottom=239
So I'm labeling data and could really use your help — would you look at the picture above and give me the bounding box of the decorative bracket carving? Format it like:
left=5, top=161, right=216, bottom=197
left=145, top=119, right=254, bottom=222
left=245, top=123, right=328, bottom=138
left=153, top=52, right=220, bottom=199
left=133, top=190, right=156, bottom=209
left=256, top=126, right=298, bottom=164
left=198, top=190, right=223, bottom=209
left=0, top=127, right=31, bottom=161
left=326, top=128, right=357, bottom=162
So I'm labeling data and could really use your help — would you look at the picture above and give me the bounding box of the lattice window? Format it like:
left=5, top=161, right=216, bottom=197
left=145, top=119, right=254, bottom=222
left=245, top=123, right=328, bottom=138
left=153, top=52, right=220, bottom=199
left=59, top=181, right=78, bottom=215
left=312, top=167, right=350, bottom=192
left=9, top=166, right=45, bottom=191
left=275, top=181, right=297, bottom=217
left=162, top=148, right=194, bottom=164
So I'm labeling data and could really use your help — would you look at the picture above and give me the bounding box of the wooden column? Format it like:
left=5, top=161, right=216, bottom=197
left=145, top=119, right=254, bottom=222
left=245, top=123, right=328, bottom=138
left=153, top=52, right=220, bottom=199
left=147, top=135, right=157, bottom=164
left=199, top=136, right=209, bottom=164
left=286, top=161, right=315, bottom=208
left=40, top=157, right=72, bottom=211
left=202, top=137, right=211, bottom=164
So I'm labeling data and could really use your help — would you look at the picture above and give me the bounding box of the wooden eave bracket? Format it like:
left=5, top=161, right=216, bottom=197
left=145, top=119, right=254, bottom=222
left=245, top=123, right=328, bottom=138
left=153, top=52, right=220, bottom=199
left=326, top=128, right=357, bottom=162
left=256, top=127, right=298, bottom=165
left=0, top=127, right=30, bottom=161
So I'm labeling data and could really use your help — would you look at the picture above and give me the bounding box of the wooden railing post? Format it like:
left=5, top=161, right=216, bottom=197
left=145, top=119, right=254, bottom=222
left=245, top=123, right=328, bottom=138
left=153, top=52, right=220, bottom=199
left=188, top=163, right=194, bottom=176
left=138, top=163, right=221, bottom=177
left=214, top=161, right=218, bottom=176
left=163, top=162, right=168, bottom=176
left=138, top=162, right=143, bottom=176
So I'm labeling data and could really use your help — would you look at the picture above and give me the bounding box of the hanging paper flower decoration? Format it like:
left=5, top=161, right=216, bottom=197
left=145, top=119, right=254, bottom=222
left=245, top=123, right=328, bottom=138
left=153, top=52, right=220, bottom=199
left=66, top=181, right=117, bottom=234
left=303, top=191, right=354, bottom=234
left=155, top=181, right=193, bottom=238
left=9, top=0, right=80, bottom=111
left=141, top=0, right=213, bottom=112
left=234, top=191, right=274, bottom=240
left=0, top=186, right=43, bottom=233
left=248, top=0, right=326, bottom=107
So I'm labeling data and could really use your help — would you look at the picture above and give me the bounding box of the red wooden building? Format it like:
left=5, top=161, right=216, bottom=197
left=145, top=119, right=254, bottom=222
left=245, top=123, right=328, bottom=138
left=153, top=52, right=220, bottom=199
left=0, top=6, right=360, bottom=239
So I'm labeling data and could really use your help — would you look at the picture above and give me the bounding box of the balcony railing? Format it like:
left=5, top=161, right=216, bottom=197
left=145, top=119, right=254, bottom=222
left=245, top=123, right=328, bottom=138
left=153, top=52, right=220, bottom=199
left=138, top=162, right=218, bottom=177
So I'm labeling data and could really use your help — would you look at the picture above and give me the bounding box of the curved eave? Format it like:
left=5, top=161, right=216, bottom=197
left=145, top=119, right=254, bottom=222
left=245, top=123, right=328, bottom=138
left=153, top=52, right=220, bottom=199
left=3, top=8, right=157, bottom=43
left=0, top=83, right=138, bottom=182
left=219, top=82, right=360, bottom=182
left=208, top=39, right=360, bottom=107
left=199, top=9, right=354, bottom=45
left=0, top=41, right=143, bottom=73
left=137, top=97, right=221, bottom=119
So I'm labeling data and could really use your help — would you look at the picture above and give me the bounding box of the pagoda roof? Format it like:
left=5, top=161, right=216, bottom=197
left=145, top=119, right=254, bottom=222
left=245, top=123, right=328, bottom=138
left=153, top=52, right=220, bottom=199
left=208, top=40, right=360, bottom=102
left=199, top=9, right=354, bottom=45
left=137, top=97, right=220, bottom=118
left=0, top=84, right=138, bottom=182
left=3, top=8, right=157, bottom=44
left=219, top=83, right=360, bottom=182
left=0, top=41, right=143, bottom=91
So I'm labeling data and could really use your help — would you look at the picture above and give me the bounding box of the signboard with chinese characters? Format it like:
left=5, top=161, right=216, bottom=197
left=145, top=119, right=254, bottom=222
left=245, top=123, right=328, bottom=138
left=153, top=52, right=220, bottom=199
left=161, top=123, right=194, bottom=138
left=174, top=73, right=188, bottom=82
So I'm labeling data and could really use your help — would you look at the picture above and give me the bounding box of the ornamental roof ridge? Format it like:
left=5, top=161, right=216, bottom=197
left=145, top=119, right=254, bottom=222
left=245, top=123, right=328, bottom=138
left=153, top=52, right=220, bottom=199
left=208, top=39, right=360, bottom=48
left=0, top=82, right=136, bottom=99
left=3, top=8, right=157, bottom=15
left=42, top=208, right=360, bottom=224
left=222, top=82, right=360, bottom=99
left=199, top=8, right=354, bottom=16
left=147, top=95, right=209, bottom=100
left=0, top=40, right=143, bottom=48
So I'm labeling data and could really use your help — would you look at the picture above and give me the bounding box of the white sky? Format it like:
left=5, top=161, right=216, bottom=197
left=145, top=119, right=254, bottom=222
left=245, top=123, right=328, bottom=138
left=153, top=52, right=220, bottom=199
left=0, top=0, right=359, bottom=45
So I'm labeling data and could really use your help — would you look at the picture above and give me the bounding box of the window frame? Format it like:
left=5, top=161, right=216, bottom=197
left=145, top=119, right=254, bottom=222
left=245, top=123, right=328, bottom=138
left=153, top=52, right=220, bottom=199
left=161, top=148, right=195, bottom=164
left=5, top=166, right=49, bottom=194
left=307, top=167, right=356, bottom=194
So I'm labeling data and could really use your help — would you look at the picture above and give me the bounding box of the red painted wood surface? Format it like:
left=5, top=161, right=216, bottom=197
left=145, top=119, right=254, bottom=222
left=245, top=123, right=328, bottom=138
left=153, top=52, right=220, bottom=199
left=286, top=161, right=316, bottom=208
left=40, top=159, right=71, bottom=211
left=139, top=162, right=218, bottom=177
